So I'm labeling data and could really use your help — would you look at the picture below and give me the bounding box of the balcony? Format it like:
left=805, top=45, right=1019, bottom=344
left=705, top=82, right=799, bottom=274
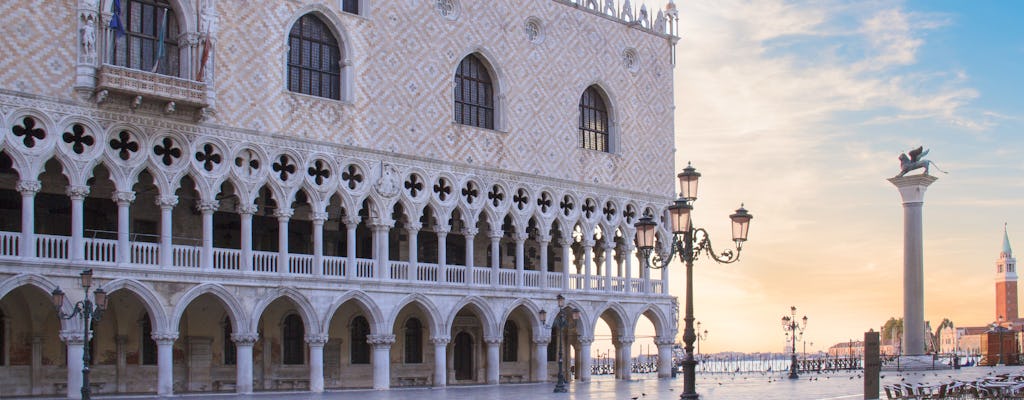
left=96, top=64, right=208, bottom=108
left=0, top=231, right=665, bottom=295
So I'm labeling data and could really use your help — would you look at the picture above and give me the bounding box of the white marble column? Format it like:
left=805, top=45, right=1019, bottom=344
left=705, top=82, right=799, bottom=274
left=513, top=231, right=527, bottom=287
left=238, top=204, right=257, bottom=272
left=578, top=337, right=593, bottom=382
left=312, top=212, right=327, bottom=276
left=659, top=248, right=671, bottom=294
left=616, top=336, right=634, bottom=380
left=889, top=174, right=939, bottom=356
left=484, top=337, right=501, bottom=384
left=623, top=243, right=634, bottom=282
left=114, top=191, right=135, bottom=265
left=430, top=336, right=450, bottom=387
left=372, top=224, right=391, bottom=280
left=231, top=333, right=258, bottom=394
left=157, top=195, right=178, bottom=267
left=603, top=240, right=615, bottom=292
left=640, top=252, right=651, bottom=294
left=582, top=239, right=594, bottom=291
left=538, top=234, right=550, bottom=289
left=463, top=227, right=477, bottom=286
left=559, top=237, right=572, bottom=290
left=344, top=215, right=359, bottom=278
left=67, top=185, right=89, bottom=261
left=153, top=332, right=178, bottom=396
left=656, top=339, right=674, bottom=378
left=275, top=208, right=293, bottom=274
left=60, top=331, right=85, bottom=399
left=407, top=222, right=421, bottom=277
left=533, top=338, right=549, bottom=382
left=197, top=200, right=218, bottom=270
left=369, top=334, right=395, bottom=390
left=489, top=230, right=502, bottom=287
left=306, top=335, right=327, bottom=392
left=436, top=227, right=448, bottom=282
left=17, top=180, right=40, bottom=259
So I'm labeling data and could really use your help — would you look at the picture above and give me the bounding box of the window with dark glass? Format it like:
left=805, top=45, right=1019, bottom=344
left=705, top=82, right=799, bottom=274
left=404, top=318, right=423, bottom=363
left=547, top=326, right=558, bottom=362
left=342, top=0, right=360, bottom=14
left=142, top=313, right=157, bottom=365
left=288, top=14, right=341, bottom=100
left=454, top=54, right=494, bottom=129
left=112, top=0, right=180, bottom=76
left=579, top=86, right=610, bottom=152
left=282, top=314, right=304, bottom=365
left=223, top=317, right=236, bottom=365
left=350, top=316, right=370, bottom=364
left=502, top=320, right=518, bottom=362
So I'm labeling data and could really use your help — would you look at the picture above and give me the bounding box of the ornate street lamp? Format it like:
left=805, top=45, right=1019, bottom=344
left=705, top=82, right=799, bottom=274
left=51, top=269, right=107, bottom=400
left=781, top=306, right=807, bottom=379
left=543, top=294, right=580, bottom=393
left=695, top=321, right=708, bottom=360
left=634, top=163, right=752, bottom=400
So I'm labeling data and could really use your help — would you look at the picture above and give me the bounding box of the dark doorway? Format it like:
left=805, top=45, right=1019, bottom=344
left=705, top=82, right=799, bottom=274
left=454, top=332, right=474, bottom=381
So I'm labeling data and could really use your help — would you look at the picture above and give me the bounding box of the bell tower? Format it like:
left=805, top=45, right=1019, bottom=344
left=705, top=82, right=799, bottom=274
left=996, top=225, right=1017, bottom=321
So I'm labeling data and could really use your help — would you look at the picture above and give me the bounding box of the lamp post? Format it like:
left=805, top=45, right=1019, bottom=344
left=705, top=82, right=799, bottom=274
left=781, top=306, right=807, bottom=379
left=634, top=163, right=753, bottom=400
left=51, top=269, right=107, bottom=400
left=695, top=321, right=708, bottom=360
left=543, top=294, right=580, bottom=393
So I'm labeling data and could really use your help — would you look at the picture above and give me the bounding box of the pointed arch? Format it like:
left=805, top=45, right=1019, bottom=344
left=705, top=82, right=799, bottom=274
left=170, top=283, right=247, bottom=334
left=446, top=295, right=499, bottom=338
left=593, top=301, right=632, bottom=338
left=100, top=278, right=170, bottom=333
left=499, top=298, right=545, bottom=339
left=248, top=287, right=321, bottom=334
left=634, top=303, right=671, bottom=341
left=388, top=293, right=443, bottom=336
left=320, top=290, right=385, bottom=335
left=0, top=274, right=75, bottom=331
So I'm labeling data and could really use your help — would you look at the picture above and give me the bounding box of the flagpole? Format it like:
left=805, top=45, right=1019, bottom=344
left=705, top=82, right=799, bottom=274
left=151, top=8, right=167, bottom=73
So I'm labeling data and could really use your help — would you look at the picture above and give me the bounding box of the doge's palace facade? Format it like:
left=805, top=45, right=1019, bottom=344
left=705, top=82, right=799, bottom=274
left=0, top=0, right=680, bottom=397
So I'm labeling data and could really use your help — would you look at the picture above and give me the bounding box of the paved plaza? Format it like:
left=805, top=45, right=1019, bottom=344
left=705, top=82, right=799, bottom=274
left=15, top=367, right=1024, bottom=400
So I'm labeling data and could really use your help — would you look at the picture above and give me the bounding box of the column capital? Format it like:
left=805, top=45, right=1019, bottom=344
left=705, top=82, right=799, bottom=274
left=155, top=195, right=178, bottom=208
left=196, top=200, right=219, bottom=213
left=532, top=337, right=551, bottom=345
left=429, top=336, right=451, bottom=346
left=512, top=231, right=529, bottom=242
left=537, top=233, right=552, bottom=244
left=342, top=215, right=362, bottom=226
left=406, top=222, right=423, bottom=232
left=311, top=211, right=329, bottom=222
left=151, top=332, right=179, bottom=344
left=483, top=336, right=502, bottom=345
left=462, top=227, right=479, bottom=237
left=581, top=238, right=596, bottom=248
left=305, top=334, right=329, bottom=345
left=888, top=174, right=939, bottom=204
left=66, top=185, right=91, bottom=199
left=653, top=338, right=676, bottom=347
left=16, top=180, right=41, bottom=194
left=488, top=229, right=504, bottom=240
left=59, top=330, right=86, bottom=345
left=113, top=191, right=136, bottom=205
left=274, top=208, right=294, bottom=219
left=236, top=203, right=258, bottom=215
left=577, top=336, right=595, bottom=345
left=231, top=333, right=260, bottom=345
left=435, top=225, right=451, bottom=236
left=557, top=236, right=573, bottom=247
left=615, top=335, right=636, bottom=346
left=367, top=334, right=396, bottom=346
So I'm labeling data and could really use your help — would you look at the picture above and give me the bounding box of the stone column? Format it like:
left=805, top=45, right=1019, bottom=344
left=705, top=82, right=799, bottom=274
left=31, top=335, right=42, bottom=395
left=659, top=248, right=671, bottom=294
left=60, top=331, right=85, bottom=399
left=538, top=234, right=551, bottom=289
left=578, top=337, right=593, bottom=382
left=237, top=204, right=257, bottom=272
left=306, top=335, right=328, bottom=393
left=197, top=200, right=218, bottom=270
left=616, top=336, right=634, bottom=380
left=639, top=252, right=651, bottom=293
left=17, top=180, right=40, bottom=259
left=115, top=335, right=127, bottom=392
left=623, top=243, right=635, bottom=283
left=888, top=174, right=939, bottom=356
left=582, top=239, right=594, bottom=290
left=231, top=333, right=258, bottom=394
left=275, top=208, right=293, bottom=274
left=533, top=338, right=550, bottom=382
left=67, top=185, right=89, bottom=261
left=436, top=227, right=449, bottom=282
left=489, top=230, right=502, bottom=287
left=344, top=215, right=359, bottom=278
left=157, top=195, right=178, bottom=267
left=114, top=191, right=135, bottom=265
left=368, top=334, right=395, bottom=390
left=370, top=223, right=391, bottom=280
left=153, top=332, right=179, bottom=396
left=484, top=336, right=501, bottom=384
left=407, top=223, right=420, bottom=275
left=430, top=336, right=450, bottom=387
left=559, top=237, right=572, bottom=290
left=463, top=227, right=477, bottom=285
left=312, top=212, right=327, bottom=276
left=603, top=240, right=615, bottom=292
left=655, top=339, right=674, bottom=378
left=513, top=231, right=527, bottom=287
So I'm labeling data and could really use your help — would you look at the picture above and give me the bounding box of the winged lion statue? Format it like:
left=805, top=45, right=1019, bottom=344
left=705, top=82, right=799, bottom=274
left=897, top=146, right=947, bottom=177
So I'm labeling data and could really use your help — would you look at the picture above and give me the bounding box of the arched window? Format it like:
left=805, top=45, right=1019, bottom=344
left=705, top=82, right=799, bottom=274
left=454, top=54, right=494, bottom=129
left=288, top=14, right=342, bottom=100
left=350, top=316, right=370, bottom=364
left=223, top=317, right=236, bottom=365
left=111, top=0, right=180, bottom=76
left=502, top=320, right=518, bottom=362
left=579, top=86, right=610, bottom=152
left=282, top=314, right=304, bottom=365
left=404, top=318, right=423, bottom=364
left=141, top=313, right=157, bottom=365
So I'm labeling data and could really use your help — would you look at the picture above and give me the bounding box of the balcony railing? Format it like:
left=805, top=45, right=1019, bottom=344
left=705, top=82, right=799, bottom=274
left=0, top=230, right=668, bottom=295
left=96, top=64, right=208, bottom=108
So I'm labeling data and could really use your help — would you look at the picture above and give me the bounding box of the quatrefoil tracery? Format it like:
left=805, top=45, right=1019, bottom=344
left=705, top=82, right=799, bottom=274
left=537, top=192, right=552, bottom=213
left=272, top=155, right=296, bottom=182
left=62, top=124, right=94, bottom=155
left=195, top=143, right=222, bottom=172
left=109, top=130, right=139, bottom=161
left=341, top=164, right=363, bottom=190
left=12, top=116, right=46, bottom=149
left=433, top=178, right=452, bottom=201
left=462, top=182, right=479, bottom=204
left=405, top=174, right=424, bottom=197
left=308, top=160, right=331, bottom=185
left=153, top=137, right=182, bottom=166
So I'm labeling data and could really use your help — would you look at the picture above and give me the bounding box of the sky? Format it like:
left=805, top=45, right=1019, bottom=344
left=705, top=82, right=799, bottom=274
left=606, top=0, right=1024, bottom=355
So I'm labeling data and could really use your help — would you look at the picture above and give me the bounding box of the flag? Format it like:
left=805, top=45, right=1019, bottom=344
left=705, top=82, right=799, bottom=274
left=196, top=35, right=212, bottom=81
left=110, top=0, right=126, bottom=38
left=151, top=8, right=167, bottom=72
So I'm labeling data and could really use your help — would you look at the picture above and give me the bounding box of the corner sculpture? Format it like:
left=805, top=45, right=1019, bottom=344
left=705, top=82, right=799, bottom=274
left=897, top=146, right=947, bottom=177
